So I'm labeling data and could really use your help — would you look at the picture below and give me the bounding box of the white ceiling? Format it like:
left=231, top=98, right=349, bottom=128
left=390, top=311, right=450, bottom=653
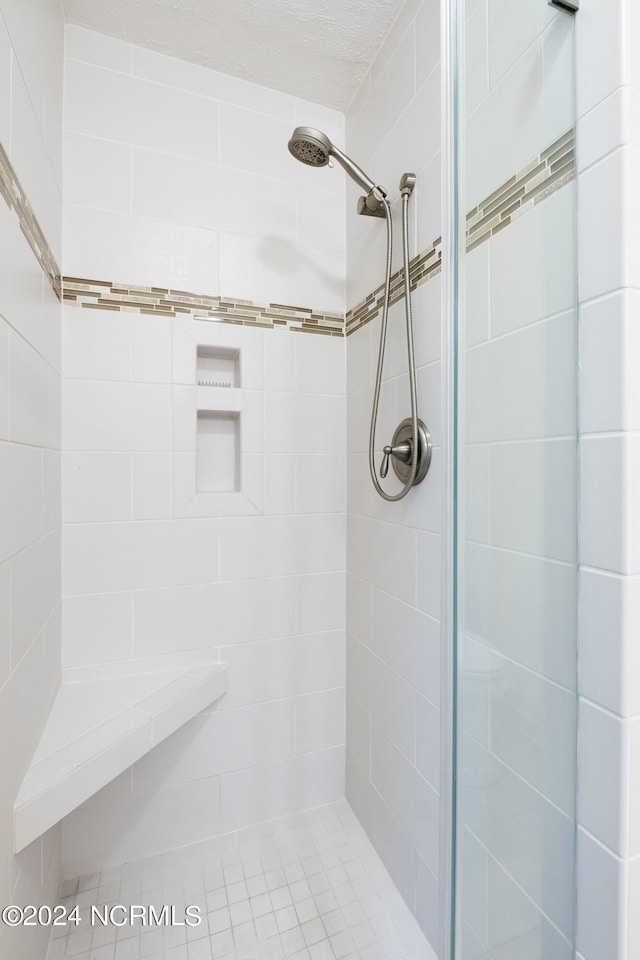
left=61, top=0, right=405, bottom=111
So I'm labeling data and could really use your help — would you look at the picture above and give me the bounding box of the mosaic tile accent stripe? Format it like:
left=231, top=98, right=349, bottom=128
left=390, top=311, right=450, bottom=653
left=0, top=142, right=62, bottom=300
left=345, top=237, right=442, bottom=337
left=466, top=128, right=575, bottom=252
left=1, top=121, right=573, bottom=337
left=62, top=279, right=346, bottom=336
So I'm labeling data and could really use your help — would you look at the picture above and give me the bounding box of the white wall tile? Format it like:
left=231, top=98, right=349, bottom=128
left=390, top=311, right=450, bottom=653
left=580, top=436, right=629, bottom=573
left=579, top=569, right=629, bottom=716
left=133, top=577, right=296, bottom=657
left=490, top=439, right=576, bottom=563
left=576, top=0, right=626, bottom=120
left=62, top=593, right=133, bottom=668
left=10, top=332, right=60, bottom=449
left=64, top=133, right=132, bottom=213
left=576, top=827, right=625, bottom=960
left=133, top=43, right=295, bottom=120
left=220, top=748, right=344, bottom=835
left=65, top=59, right=219, bottom=162
left=65, top=24, right=133, bottom=73
left=295, top=689, right=345, bottom=754
left=63, top=519, right=219, bottom=595
left=371, top=588, right=440, bottom=706
left=0, top=442, right=43, bottom=564
left=219, top=632, right=344, bottom=709
left=578, top=150, right=628, bottom=304
left=220, top=515, right=344, bottom=580
left=61, top=778, right=221, bottom=877
left=132, top=315, right=172, bottom=384
left=296, top=572, right=345, bottom=635
left=133, top=701, right=295, bottom=796
left=0, top=319, right=10, bottom=441
left=348, top=516, right=417, bottom=606
left=63, top=306, right=133, bottom=382
left=0, top=16, right=11, bottom=149
left=133, top=453, right=171, bottom=520
left=62, top=452, right=132, bottom=523
left=10, top=529, right=60, bottom=669
left=371, top=729, right=439, bottom=875
left=63, top=381, right=171, bottom=452
left=296, top=455, right=345, bottom=514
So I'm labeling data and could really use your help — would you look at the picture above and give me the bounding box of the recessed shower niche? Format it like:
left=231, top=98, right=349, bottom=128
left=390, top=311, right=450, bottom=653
left=171, top=320, right=263, bottom=518
left=196, top=346, right=241, bottom=493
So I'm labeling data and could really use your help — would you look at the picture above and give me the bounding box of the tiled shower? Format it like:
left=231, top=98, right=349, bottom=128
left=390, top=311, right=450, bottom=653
left=1, top=0, right=640, bottom=959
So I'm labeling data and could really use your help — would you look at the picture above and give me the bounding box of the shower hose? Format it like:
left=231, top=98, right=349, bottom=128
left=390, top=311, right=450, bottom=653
left=368, top=187, right=420, bottom=501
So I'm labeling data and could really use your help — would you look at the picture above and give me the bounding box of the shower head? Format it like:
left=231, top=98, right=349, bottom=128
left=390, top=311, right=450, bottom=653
left=288, top=125, right=380, bottom=196
left=288, top=126, right=332, bottom=168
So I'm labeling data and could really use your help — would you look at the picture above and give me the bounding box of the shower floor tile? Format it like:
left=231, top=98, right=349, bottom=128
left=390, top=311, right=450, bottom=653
left=45, top=801, right=436, bottom=960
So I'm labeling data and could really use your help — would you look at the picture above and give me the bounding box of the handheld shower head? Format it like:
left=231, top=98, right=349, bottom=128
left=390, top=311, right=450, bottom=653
left=288, top=125, right=381, bottom=196
left=287, top=127, right=332, bottom=168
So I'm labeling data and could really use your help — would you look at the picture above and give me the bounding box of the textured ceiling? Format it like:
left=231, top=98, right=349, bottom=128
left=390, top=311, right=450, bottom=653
left=61, top=0, right=404, bottom=110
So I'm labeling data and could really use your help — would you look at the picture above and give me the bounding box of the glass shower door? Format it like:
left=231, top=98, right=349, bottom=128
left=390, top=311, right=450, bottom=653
left=453, top=2, right=578, bottom=958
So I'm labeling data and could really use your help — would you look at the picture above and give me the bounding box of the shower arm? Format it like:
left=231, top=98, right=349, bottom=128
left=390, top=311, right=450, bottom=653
left=329, top=143, right=384, bottom=197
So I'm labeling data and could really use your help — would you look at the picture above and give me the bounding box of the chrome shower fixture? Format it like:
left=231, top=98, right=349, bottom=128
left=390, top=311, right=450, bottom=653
left=288, top=126, right=431, bottom=501
left=288, top=126, right=386, bottom=216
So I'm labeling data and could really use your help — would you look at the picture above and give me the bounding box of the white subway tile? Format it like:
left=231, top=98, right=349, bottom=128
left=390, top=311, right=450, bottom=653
left=133, top=577, right=296, bottom=657
left=296, top=572, right=346, bottom=635
left=296, top=455, right=345, bottom=514
left=349, top=515, right=418, bottom=606
left=64, top=132, right=131, bottom=213
left=491, top=655, right=576, bottom=816
left=65, top=59, right=219, bottom=162
left=465, top=543, right=576, bottom=689
left=220, top=748, right=344, bottom=835
left=10, top=333, right=60, bottom=450
left=133, top=44, right=295, bottom=120
left=62, top=593, right=133, bottom=668
left=0, top=563, right=10, bottom=689
left=63, top=519, right=219, bottom=595
left=580, top=435, right=629, bottom=573
left=0, top=319, right=9, bottom=441
left=490, top=439, right=577, bottom=563
left=576, top=827, right=625, bottom=960
left=578, top=88, right=628, bottom=173
left=576, top=0, right=625, bottom=119
left=133, top=453, right=171, bottom=520
left=578, top=151, right=628, bottom=304
left=579, top=569, right=629, bottom=716
left=65, top=25, right=133, bottom=73
left=580, top=292, right=629, bottom=434
left=417, top=531, right=441, bottom=619
left=628, top=718, right=640, bottom=857
left=10, top=529, right=60, bottom=668
left=63, top=305, right=133, bottom=382
left=0, top=19, right=10, bottom=150
left=133, top=701, right=295, bottom=796
left=371, top=589, right=440, bottom=706
left=295, top=333, right=345, bottom=397
left=62, top=452, right=132, bottom=523
left=61, top=777, right=221, bottom=878
left=296, top=689, right=345, bottom=754
left=219, top=632, right=344, bottom=709
left=219, top=514, right=344, bottom=580
left=579, top=700, right=627, bottom=856
left=371, top=730, right=439, bottom=874
left=133, top=315, right=172, bottom=384
left=63, top=381, right=171, bottom=452
left=0, top=442, right=43, bottom=564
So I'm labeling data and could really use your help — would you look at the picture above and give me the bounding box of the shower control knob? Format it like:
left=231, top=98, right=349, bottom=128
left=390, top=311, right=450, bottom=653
left=380, top=441, right=412, bottom=478
left=380, top=419, right=432, bottom=485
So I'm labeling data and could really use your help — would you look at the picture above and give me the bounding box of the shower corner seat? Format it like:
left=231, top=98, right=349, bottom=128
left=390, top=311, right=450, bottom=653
left=13, top=654, right=228, bottom=853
